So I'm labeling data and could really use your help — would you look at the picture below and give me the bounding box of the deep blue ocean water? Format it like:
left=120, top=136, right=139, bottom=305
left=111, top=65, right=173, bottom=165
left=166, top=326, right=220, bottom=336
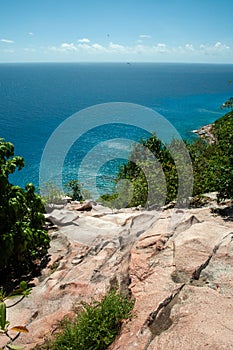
left=0, top=62, right=233, bottom=196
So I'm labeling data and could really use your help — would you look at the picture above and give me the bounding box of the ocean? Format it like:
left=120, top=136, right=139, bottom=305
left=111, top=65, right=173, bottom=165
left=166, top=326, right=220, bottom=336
left=0, top=62, right=233, bottom=197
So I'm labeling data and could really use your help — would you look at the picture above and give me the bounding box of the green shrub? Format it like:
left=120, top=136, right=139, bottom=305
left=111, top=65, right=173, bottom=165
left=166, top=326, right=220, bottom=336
left=46, top=291, right=134, bottom=350
left=0, top=138, right=50, bottom=273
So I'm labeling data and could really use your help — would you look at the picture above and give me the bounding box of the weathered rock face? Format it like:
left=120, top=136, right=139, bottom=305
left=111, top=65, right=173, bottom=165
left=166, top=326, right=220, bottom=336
left=111, top=207, right=233, bottom=350
left=1, top=202, right=233, bottom=350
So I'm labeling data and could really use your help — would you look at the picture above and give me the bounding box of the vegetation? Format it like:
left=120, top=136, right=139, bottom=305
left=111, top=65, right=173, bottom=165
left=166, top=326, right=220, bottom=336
left=40, top=180, right=89, bottom=205
left=0, top=103, right=232, bottom=349
left=64, top=179, right=83, bottom=201
left=0, top=139, right=50, bottom=275
left=113, top=135, right=179, bottom=208
left=36, top=290, right=134, bottom=350
left=212, top=111, right=233, bottom=201
left=40, top=182, right=64, bottom=205
left=220, top=97, right=233, bottom=111
left=100, top=136, right=192, bottom=208
left=99, top=110, right=233, bottom=208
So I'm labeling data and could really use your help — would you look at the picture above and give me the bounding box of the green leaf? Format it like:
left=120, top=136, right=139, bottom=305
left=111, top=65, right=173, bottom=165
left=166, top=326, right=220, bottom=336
left=7, top=345, right=24, bottom=350
left=0, top=302, right=6, bottom=330
left=19, top=282, right=27, bottom=291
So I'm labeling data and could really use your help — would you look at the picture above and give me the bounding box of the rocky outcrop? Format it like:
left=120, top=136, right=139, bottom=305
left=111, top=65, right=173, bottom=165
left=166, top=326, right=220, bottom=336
left=193, top=124, right=217, bottom=144
left=1, top=202, right=233, bottom=349
left=111, top=207, right=233, bottom=350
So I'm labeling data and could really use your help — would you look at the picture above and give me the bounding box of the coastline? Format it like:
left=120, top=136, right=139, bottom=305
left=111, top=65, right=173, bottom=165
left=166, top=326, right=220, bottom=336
left=192, top=123, right=217, bottom=144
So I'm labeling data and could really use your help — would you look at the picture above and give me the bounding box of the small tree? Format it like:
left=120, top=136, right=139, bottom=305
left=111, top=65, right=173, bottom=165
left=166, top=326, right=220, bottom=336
left=65, top=180, right=83, bottom=201
left=0, top=139, right=50, bottom=273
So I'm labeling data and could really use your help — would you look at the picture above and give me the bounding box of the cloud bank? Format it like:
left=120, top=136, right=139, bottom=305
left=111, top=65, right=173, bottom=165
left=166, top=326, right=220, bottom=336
left=49, top=40, right=231, bottom=59
left=1, top=36, right=231, bottom=63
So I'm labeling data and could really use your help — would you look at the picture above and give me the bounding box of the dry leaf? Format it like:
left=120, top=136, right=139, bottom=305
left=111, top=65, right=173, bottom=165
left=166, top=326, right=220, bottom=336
left=10, top=325, right=29, bottom=333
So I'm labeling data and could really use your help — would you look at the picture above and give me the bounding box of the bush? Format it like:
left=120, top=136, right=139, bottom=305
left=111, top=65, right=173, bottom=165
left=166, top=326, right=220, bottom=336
left=46, top=291, right=134, bottom=350
left=0, top=138, right=50, bottom=274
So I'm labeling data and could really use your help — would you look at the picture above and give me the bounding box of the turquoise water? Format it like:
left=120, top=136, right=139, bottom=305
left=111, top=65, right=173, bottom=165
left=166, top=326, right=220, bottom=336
left=0, top=62, right=232, bottom=195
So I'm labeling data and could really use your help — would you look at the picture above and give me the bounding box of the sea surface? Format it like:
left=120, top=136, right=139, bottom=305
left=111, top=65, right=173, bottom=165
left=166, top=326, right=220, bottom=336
left=0, top=62, right=233, bottom=196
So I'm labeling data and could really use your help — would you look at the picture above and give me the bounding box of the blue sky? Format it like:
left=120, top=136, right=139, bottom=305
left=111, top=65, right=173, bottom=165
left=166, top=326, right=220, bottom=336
left=1, top=0, right=233, bottom=63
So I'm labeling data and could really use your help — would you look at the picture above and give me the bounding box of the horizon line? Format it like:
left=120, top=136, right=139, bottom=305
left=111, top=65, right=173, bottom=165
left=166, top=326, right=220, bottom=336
left=1, top=61, right=233, bottom=65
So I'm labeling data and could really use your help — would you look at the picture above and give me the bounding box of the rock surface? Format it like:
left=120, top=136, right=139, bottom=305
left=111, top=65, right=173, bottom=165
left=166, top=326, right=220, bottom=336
left=1, top=202, right=233, bottom=349
left=193, top=124, right=217, bottom=144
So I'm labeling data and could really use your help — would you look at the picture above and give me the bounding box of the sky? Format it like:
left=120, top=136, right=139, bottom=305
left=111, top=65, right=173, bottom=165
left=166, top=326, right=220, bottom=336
left=1, top=0, right=233, bottom=63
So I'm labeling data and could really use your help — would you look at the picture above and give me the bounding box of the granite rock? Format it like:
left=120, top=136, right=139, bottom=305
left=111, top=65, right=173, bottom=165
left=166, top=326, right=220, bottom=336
left=1, top=204, right=233, bottom=350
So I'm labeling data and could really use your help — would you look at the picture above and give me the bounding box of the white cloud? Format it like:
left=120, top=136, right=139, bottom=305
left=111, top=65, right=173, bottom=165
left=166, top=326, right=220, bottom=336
left=61, top=43, right=77, bottom=51
left=49, top=42, right=78, bottom=52
left=78, top=38, right=91, bottom=43
left=185, top=43, right=194, bottom=51
left=154, top=43, right=169, bottom=53
left=28, top=32, right=34, bottom=36
left=109, top=42, right=127, bottom=52
left=77, top=42, right=108, bottom=53
left=1, top=38, right=14, bottom=44
left=92, top=43, right=106, bottom=51
left=77, top=43, right=91, bottom=49
left=50, top=41, right=107, bottom=54
left=47, top=39, right=232, bottom=62
left=214, top=41, right=230, bottom=51
left=133, top=44, right=146, bottom=54
left=200, top=41, right=230, bottom=55
left=49, top=41, right=172, bottom=56
left=139, top=34, right=152, bottom=39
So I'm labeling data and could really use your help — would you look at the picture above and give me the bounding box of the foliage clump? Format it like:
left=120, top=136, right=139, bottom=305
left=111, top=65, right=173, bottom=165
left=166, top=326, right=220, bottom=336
left=0, top=139, right=50, bottom=274
left=38, top=290, right=134, bottom=350
left=99, top=110, right=233, bottom=208
left=115, top=135, right=179, bottom=207
left=220, top=97, right=233, bottom=111
left=100, top=135, right=192, bottom=208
